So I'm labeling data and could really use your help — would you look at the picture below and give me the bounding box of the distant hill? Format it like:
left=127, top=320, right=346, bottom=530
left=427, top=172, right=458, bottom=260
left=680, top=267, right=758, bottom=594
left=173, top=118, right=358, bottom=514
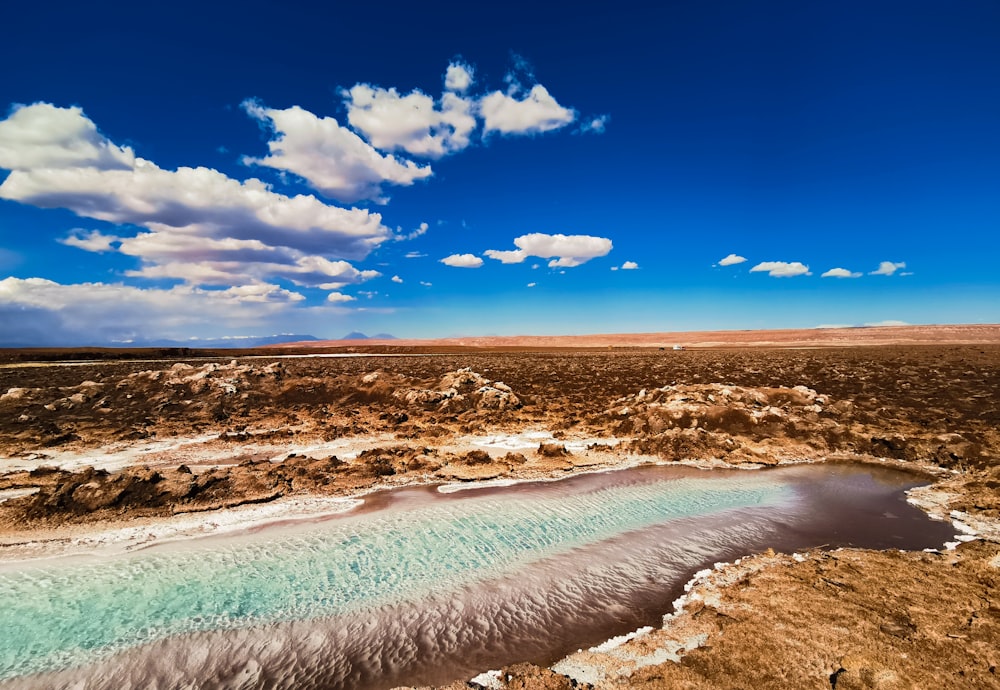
left=340, top=332, right=398, bottom=340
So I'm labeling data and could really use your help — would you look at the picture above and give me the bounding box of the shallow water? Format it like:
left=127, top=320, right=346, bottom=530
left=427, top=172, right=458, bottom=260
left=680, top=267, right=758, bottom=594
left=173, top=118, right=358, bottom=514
left=0, top=463, right=954, bottom=689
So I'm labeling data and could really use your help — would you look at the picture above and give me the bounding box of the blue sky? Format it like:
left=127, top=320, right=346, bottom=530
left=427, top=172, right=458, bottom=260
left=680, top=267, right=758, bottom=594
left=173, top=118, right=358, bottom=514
left=1, top=0, right=998, bottom=345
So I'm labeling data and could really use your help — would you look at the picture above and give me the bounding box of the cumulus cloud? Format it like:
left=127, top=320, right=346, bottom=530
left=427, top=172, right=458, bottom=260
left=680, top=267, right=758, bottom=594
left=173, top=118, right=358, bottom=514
left=527, top=282, right=536, bottom=288
left=0, top=277, right=305, bottom=345
left=59, top=229, right=119, bottom=253
left=343, top=83, right=476, bottom=159
left=326, top=292, right=356, bottom=303
left=749, top=261, right=811, bottom=277
left=620, top=261, right=639, bottom=270
left=821, top=267, right=862, bottom=278
left=123, top=251, right=380, bottom=290
left=440, top=253, right=483, bottom=268
left=717, top=253, right=747, bottom=266
left=0, top=103, right=134, bottom=171
left=391, top=275, right=403, bottom=283
left=485, top=233, right=612, bottom=268
left=870, top=261, right=906, bottom=276
left=479, top=85, right=576, bottom=136
left=444, top=61, right=474, bottom=92
left=241, top=101, right=431, bottom=204
left=0, top=103, right=392, bottom=291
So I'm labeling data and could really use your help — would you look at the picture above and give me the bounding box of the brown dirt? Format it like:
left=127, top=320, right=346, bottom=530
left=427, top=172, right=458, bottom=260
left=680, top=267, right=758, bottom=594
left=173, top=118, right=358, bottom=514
left=1, top=340, right=999, bottom=689
left=276, top=323, right=1000, bottom=349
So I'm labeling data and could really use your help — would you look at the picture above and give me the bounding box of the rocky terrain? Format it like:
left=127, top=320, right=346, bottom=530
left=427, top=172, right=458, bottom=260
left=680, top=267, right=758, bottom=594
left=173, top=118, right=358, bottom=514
left=1, top=342, right=999, bottom=688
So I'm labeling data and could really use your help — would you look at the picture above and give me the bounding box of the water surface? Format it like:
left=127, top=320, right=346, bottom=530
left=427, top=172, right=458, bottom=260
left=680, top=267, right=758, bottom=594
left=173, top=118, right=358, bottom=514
left=0, top=463, right=953, bottom=689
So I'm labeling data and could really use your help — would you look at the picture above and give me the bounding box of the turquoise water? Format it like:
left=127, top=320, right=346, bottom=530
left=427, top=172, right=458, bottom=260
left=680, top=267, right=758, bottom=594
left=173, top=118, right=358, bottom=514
left=0, top=472, right=790, bottom=681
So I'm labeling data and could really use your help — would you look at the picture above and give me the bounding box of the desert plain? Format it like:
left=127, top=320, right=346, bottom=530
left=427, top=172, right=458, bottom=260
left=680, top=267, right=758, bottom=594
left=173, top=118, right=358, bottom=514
left=1, top=324, right=999, bottom=689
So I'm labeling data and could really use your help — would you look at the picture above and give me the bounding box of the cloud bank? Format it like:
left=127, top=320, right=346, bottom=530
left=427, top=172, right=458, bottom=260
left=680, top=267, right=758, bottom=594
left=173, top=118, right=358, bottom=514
left=0, top=277, right=309, bottom=346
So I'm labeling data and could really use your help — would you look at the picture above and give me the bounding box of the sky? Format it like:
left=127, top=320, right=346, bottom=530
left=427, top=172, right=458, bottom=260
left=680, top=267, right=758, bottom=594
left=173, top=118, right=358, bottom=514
left=0, top=0, right=998, bottom=345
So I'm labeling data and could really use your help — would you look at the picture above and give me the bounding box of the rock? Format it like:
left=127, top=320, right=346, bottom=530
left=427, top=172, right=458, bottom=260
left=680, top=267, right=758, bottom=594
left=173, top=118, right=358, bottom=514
left=538, top=442, right=570, bottom=458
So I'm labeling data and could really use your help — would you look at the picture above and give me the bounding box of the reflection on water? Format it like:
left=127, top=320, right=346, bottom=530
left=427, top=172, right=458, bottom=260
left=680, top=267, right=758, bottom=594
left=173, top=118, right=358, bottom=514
left=0, top=463, right=953, bottom=689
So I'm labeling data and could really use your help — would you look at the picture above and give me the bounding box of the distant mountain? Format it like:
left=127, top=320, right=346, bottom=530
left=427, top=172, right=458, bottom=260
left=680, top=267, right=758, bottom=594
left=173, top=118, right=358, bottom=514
left=340, top=332, right=398, bottom=340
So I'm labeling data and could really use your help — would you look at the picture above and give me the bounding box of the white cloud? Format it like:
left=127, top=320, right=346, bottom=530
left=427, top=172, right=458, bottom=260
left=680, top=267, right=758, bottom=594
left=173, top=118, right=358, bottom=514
left=0, top=276, right=307, bottom=345
left=326, top=292, right=356, bottom=303
left=485, top=233, right=612, bottom=268
left=122, top=249, right=381, bottom=290
left=821, top=267, right=862, bottom=278
left=620, top=261, right=639, bottom=270
left=444, top=62, right=474, bottom=92
left=870, top=261, right=906, bottom=276
left=405, top=251, right=426, bottom=259
left=578, top=115, right=609, bottom=134
left=0, top=103, right=135, bottom=171
left=59, top=229, right=119, bottom=253
left=718, top=253, right=747, bottom=266
left=527, top=282, right=536, bottom=288
left=479, top=85, right=575, bottom=135
left=419, top=281, right=432, bottom=287
left=0, top=103, right=393, bottom=291
left=343, top=82, right=476, bottom=159
left=483, top=248, right=528, bottom=264
left=391, top=275, right=403, bottom=283
left=241, top=101, right=431, bottom=204
left=0, top=105, right=393, bottom=258
left=396, top=221, right=428, bottom=241
left=440, top=253, right=483, bottom=268
left=749, top=261, right=811, bottom=277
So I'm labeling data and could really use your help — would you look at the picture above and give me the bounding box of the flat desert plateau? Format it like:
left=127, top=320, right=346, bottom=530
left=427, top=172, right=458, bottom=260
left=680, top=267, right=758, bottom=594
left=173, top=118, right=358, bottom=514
left=1, top=324, right=998, bottom=689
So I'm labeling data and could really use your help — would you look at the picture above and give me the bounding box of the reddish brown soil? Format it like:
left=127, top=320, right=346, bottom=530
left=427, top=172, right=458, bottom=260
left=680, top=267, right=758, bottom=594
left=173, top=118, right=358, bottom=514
left=1, top=339, right=998, bottom=689
left=2, top=345, right=998, bottom=527
left=276, top=323, right=1000, bottom=349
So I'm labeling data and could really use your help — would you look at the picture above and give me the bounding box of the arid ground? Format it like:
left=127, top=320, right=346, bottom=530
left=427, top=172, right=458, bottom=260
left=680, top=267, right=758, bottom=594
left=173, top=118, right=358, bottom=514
left=1, top=325, right=998, bottom=689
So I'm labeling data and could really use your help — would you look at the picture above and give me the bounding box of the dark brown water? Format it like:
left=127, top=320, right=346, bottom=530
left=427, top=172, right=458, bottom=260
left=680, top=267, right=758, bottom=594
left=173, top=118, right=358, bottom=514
left=0, top=463, right=955, bottom=690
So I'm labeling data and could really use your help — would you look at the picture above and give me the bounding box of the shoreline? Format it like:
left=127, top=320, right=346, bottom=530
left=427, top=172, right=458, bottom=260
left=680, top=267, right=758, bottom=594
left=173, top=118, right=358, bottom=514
left=0, top=441, right=960, bottom=563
